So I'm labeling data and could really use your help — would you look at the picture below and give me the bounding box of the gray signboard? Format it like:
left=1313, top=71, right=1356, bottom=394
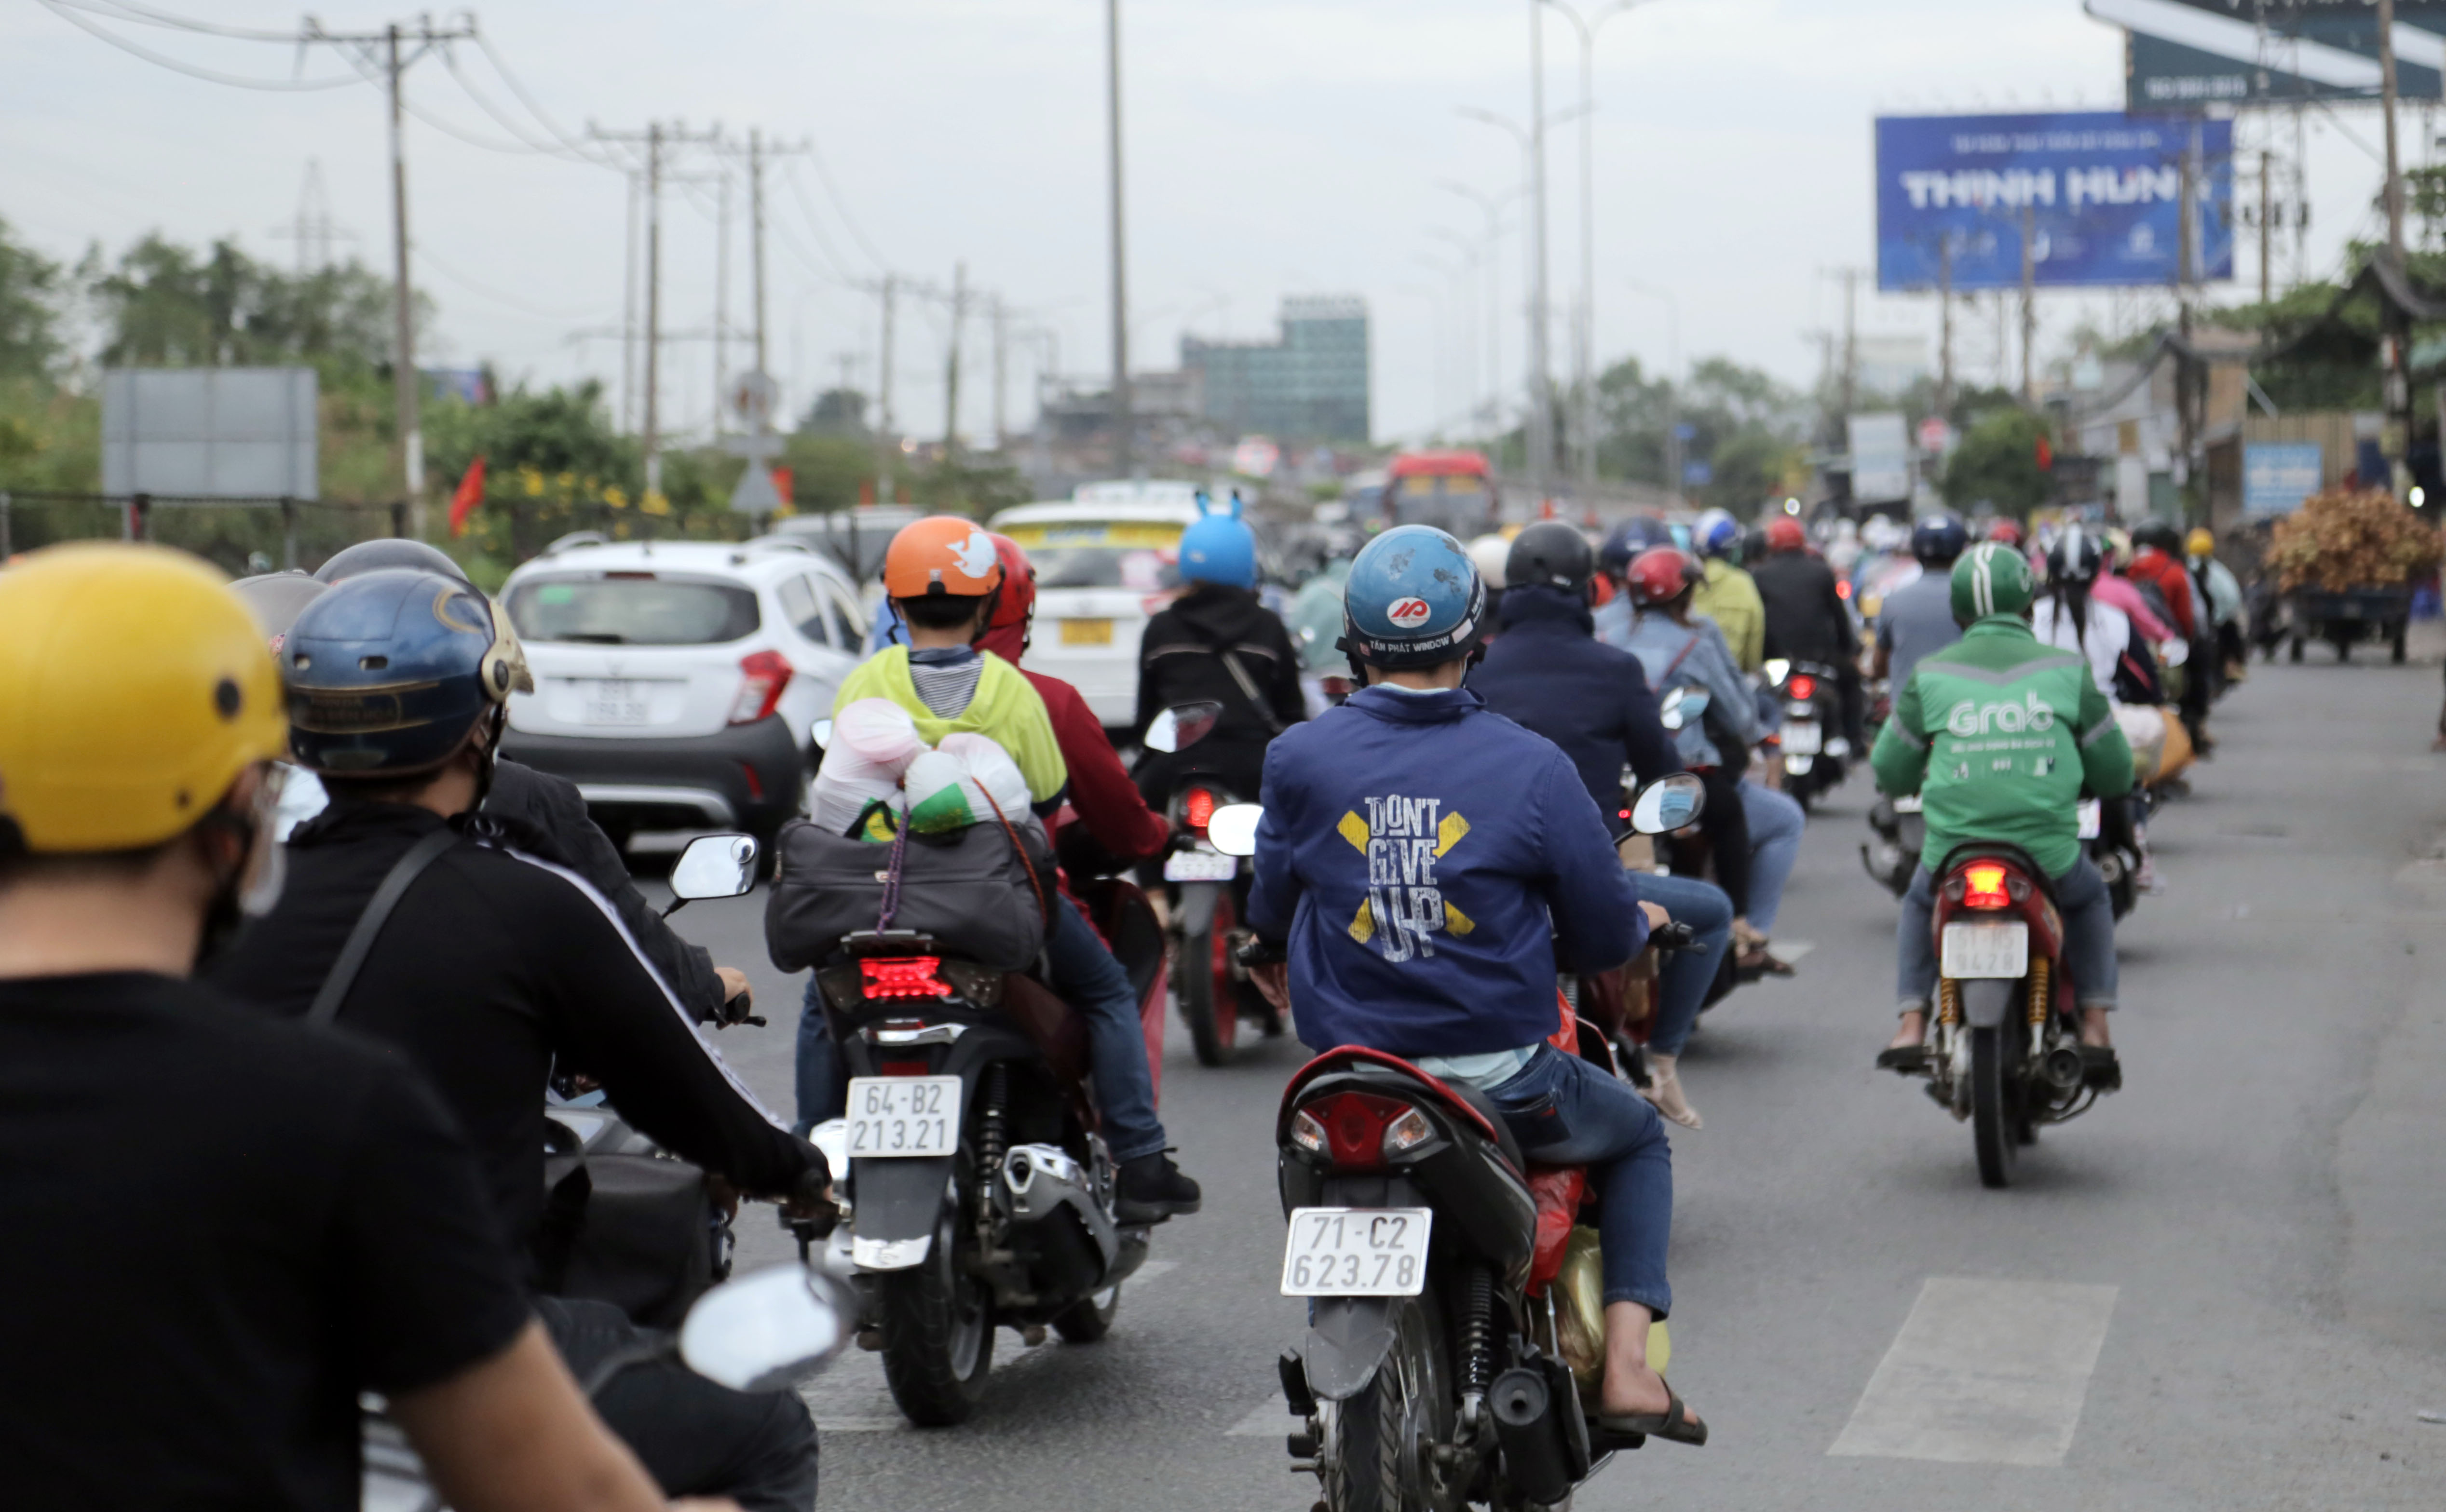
left=2090, top=0, right=2446, bottom=108
left=101, top=367, right=319, bottom=499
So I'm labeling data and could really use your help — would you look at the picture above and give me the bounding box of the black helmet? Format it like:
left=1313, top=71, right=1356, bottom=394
left=1909, top=513, right=1968, bottom=566
left=1597, top=516, right=1675, bottom=579
left=1505, top=522, right=1594, bottom=594
left=2045, top=525, right=2105, bottom=586
left=314, top=537, right=469, bottom=585
left=2129, top=519, right=2183, bottom=556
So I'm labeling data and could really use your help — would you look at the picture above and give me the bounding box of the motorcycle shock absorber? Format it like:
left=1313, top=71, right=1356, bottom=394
left=1937, top=977, right=1962, bottom=1027
left=2025, top=955, right=2051, bottom=1029
left=976, top=1063, right=1010, bottom=1237
left=1457, top=1264, right=1496, bottom=1430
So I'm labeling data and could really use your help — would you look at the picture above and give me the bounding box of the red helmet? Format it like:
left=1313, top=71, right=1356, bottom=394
left=1985, top=518, right=2025, bottom=548
left=973, top=533, right=1038, bottom=662
left=1625, top=547, right=1699, bottom=608
left=1764, top=517, right=1807, bottom=554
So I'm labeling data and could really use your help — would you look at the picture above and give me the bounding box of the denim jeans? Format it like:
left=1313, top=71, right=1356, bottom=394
left=1738, top=780, right=1806, bottom=934
left=1634, top=871, right=1734, bottom=1057
left=794, top=895, right=1169, bottom=1163
left=1895, top=853, right=2117, bottom=1012
left=1483, top=1047, right=1673, bottom=1316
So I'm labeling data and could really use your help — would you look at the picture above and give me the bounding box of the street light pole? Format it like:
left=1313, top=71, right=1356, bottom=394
left=1106, top=0, right=1134, bottom=477
left=1439, top=178, right=1522, bottom=438
left=1527, top=1, right=1552, bottom=507
left=1543, top=0, right=1645, bottom=507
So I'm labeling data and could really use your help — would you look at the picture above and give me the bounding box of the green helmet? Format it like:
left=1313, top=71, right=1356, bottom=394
left=1950, top=540, right=2035, bottom=623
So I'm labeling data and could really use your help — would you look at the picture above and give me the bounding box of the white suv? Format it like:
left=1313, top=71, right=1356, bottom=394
left=497, top=534, right=866, bottom=846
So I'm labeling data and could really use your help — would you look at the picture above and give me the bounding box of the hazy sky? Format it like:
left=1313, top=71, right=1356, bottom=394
left=0, top=0, right=2409, bottom=451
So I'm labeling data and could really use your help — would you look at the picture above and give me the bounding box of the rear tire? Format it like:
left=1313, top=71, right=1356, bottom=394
left=1051, top=1282, right=1121, bottom=1344
left=1970, top=1024, right=2021, bottom=1189
left=877, top=1206, right=995, bottom=1426
left=1316, top=1296, right=1451, bottom=1512
left=1177, top=889, right=1240, bottom=1067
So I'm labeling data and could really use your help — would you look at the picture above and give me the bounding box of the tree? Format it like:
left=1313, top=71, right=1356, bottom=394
left=799, top=387, right=868, bottom=438
left=84, top=235, right=416, bottom=371
left=0, top=216, right=63, bottom=382
left=1942, top=406, right=2053, bottom=517
left=1591, top=352, right=1808, bottom=513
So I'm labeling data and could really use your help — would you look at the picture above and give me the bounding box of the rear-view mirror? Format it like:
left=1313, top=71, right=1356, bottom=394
left=2159, top=638, right=2189, bottom=668
left=666, top=834, right=759, bottom=916
left=1762, top=659, right=1791, bottom=686
left=1628, top=773, right=1706, bottom=835
left=1658, top=686, right=1711, bottom=731
left=678, top=1265, right=857, bottom=1393
left=809, top=718, right=834, bottom=752
left=1205, top=803, right=1263, bottom=857
left=1144, top=701, right=1224, bottom=754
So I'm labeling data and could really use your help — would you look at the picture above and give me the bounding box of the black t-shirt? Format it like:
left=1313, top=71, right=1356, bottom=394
left=0, top=972, right=530, bottom=1512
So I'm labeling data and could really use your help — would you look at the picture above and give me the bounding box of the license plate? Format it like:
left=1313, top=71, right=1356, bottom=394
left=1781, top=720, right=1822, bottom=755
left=1280, top=1207, right=1434, bottom=1297
left=2076, top=798, right=2102, bottom=839
left=1894, top=794, right=1924, bottom=813
left=582, top=678, right=652, bottom=726
left=844, top=1076, right=962, bottom=1158
left=1164, top=848, right=1237, bottom=882
left=1060, top=618, right=1114, bottom=646
left=1941, top=921, right=2030, bottom=980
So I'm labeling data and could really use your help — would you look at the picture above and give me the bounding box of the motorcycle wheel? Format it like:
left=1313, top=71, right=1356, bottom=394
left=1176, top=890, right=1240, bottom=1068
left=877, top=1204, right=996, bottom=1425
left=1316, top=1296, right=1455, bottom=1512
left=1052, top=1282, right=1121, bottom=1344
left=1970, top=1024, right=2021, bottom=1189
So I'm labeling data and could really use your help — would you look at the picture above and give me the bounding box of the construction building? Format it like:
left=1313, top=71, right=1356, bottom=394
left=1182, top=296, right=1370, bottom=442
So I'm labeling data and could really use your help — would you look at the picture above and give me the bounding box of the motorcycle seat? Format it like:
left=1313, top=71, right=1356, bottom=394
left=1281, top=1047, right=1525, bottom=1173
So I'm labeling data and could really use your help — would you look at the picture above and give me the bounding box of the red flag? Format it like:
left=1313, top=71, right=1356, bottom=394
left=448, top=456, right=486, bottom=538
left=771, top=466, right=794, bottom=510
left=2034, top=434, right=2054, bottom=472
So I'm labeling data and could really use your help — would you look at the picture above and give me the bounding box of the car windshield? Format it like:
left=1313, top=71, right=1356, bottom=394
left=1030, top=544, right=1171, bottom=591
left=506, top=576, right=761, bottom=645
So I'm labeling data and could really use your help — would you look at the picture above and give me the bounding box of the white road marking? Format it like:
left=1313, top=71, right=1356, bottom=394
left=1828, top=1277, right=2118, bottom=1466
left=1228, top=1399, right=1293, bottom=1437
left=818, top=1416, right=909, bottom=1434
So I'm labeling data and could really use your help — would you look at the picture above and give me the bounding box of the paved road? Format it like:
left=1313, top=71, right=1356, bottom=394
left=656, top=659, right=2446, bottom=1510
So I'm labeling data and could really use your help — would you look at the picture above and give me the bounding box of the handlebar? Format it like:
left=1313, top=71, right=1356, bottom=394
left=1647, top=920, right=1699, bottom=953
left=1237, top=937, right=1288, bottom=969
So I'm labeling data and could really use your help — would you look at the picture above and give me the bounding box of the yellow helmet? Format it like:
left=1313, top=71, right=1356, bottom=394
left=0, top=543, right=287, bottom=854
left=2186, top=527, right=2215, bottom=558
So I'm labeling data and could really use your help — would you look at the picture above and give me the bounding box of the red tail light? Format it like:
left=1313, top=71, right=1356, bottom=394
left=879, top=1059, right=932, bottom=1077
left=728, top=649, right=792, bottom=725
left=1962, top=864, right=2012, bottom=910
left=1184, top=786, right=1217, bottom=835
left=1836, top=579, right=1853, bottom=600
left=1289, top=1091, right=1427, bottom=1170
left=861, top=956, right=951, bottom=999
left=1788, top=673, right=1817, bottom=702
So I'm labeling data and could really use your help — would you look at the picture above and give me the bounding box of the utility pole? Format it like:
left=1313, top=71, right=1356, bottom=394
left=1937, top=235, right=1955, bottom=421
left=591, top=121, right=720, bottom=500
left=1527, top=0, right=1553, bottom=504
left=2019, top=202, right=2037, bottom=404
left=1839, top=267, right=1859, bottom=420
left=714, top=166, right=731, bottom=438
left=750, top=130, right=771, bottom=378
left=991, top=295, right=1010, bottom=452
left=1106, top=0, right=1134, bottom=476
left=2382, top=0, right=2406, bottom=265
left=944, top=261, right=968, bottom=463
left=877, top=275, right=899, bottom=506
left=2259, top=147, right=2273, bottom=306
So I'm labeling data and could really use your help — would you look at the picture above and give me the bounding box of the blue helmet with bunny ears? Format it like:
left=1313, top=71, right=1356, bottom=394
left=1178, top=490, right=1258, bottom=589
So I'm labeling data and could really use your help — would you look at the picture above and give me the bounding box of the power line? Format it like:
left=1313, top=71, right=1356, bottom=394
left=802, top=137, right=890, bottom=269
left=44, top=0, right=311, bottom=45
left=36, top=0, right=362, bottom=89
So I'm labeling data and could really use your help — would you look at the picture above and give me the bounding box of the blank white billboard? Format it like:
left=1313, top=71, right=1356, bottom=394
left=101, top=367, right=318, bottom=500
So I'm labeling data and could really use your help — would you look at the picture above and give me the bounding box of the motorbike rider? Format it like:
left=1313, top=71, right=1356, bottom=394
left=1590, top=515, right=1677, bottom=649
left=1871, top=542, right=2134, bottom=1083
left=1618, top=547, right=1806, bottom=977
left=205, top=567, right=828, bottom=1512
left=0, top=544, right=685, bottom=1512
left=1688, top=508, right=1767, bottom=672
left=1469, top=522, right=1739, bottom=1128
left=1749, top=515, right=1866, bottom=751
left=1871, top=513, right=1967, bottom=688
left=1133, top=501, right=1307, bottom=812
left=2126, top=520, right=2212, bottom=752
left=2187, top=527, right=2246, bottom=688
left=1244, top=525, right=1707, bottom=1447
left=827, top=517, right=1201, bottom=1222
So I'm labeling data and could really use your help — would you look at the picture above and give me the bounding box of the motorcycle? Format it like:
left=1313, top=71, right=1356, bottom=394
left=1206, top=777, right=1705, bottom=1512
left=1860, top=793, right=1924, bottom=898
left=1896, top=839, right=2120, bottom=1188
left=1761, top=657, right=1848, bottom=810
left=1141, top=700, right=1277, bottom=1066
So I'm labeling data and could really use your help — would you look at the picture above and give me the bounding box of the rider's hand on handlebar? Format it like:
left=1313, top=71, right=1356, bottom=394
left=713, top=967, right=764, bottom=1027
left=1640, top=901, right=1672, bottom=931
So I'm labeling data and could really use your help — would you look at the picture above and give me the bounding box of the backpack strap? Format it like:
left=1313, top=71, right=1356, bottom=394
left=304, top=827, right=461, bottom=1029
left=1215, top=647, right=1287, bottom=736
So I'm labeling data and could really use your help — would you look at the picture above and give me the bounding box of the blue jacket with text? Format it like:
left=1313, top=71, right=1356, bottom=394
left=1247, top=684, right=1645, bottom=1058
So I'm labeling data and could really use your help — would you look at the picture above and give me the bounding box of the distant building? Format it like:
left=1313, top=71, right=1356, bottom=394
left=1182, top=296, right=1370, bottom=442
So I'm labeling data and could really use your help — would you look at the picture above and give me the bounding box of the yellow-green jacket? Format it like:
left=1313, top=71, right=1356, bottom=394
left=1691, top=558, right=1766, bottom=673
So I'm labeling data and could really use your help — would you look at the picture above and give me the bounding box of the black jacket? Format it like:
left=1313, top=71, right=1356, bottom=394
left=1134, top=583, right=1307, bottom=804
left=1749, top=550, right=1859, bottom=667
left=206, top=802, right=819, bottom=1258
left=486, top=759, right=727, bottom=1025
left=1468, top=584, right=1685, bottom=823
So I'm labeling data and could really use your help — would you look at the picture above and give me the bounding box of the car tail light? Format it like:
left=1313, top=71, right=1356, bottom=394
left=1962, top=863, right=2012, bottom=910
left=1788, top=673, right=1817, bottom=702
left=861, top=956, right=952, bottom=999
left=1293, top=1091, right=1422, bottom=1170
left=1183, top=786, right=1217, bottom=835
left=729, top=649, right=791, bottom=725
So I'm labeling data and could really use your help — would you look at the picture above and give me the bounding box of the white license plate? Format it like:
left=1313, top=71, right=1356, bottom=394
left=1280, top=1207, right=1433, bottom=1297
left=2076, top=798, right=2102, bottom=839
left=582, top=678, right=652, bottom=726
left=1941, top=921, right=2030, bottom=980
left=844, top=1076, right=962, bottom=1158
left=1163, top=848, right=1238, bottom=883
left=1894, top=794, right=1924, bottom=814
left=1781, top=720, right=1822, bottom=755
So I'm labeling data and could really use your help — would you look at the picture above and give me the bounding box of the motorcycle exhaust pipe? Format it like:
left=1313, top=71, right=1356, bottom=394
left=2044, top=1046, right=2085, bottom=1092
left=1489, top=1367, right=1575, bottom=1506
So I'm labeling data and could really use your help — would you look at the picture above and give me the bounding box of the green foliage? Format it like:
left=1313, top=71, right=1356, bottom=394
left=1591, top=353, right=1808, bottom=514
left=800, top=387, right=868, bottom=437
left=0, top=216, right=63, bottom=382
left=1941, top=406, right=2052, bottom=517
left=780, top=433, right=885, bottom=513
left=84, top=235, right=413, bottom=371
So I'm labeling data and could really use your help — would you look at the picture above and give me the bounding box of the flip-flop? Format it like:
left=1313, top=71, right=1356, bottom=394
left=1875, top=1044, right=1930, bottom=1073
left=2079, top=1045, right=2122, bottom=1092
left=1598, top=1381, right=1708, bottom=1447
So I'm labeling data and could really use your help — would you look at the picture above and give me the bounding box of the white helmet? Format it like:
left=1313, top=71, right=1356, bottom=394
left=1467, top=532, right=1512, bottom=590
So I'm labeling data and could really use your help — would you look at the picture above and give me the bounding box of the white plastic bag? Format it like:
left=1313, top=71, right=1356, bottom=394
left=809, top=698, right=925, bottom=836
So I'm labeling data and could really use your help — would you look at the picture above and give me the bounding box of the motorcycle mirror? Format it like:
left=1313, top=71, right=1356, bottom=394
left=2158, top=638, right=2189, bottom=668
left=1628, top=773, right=1707, bottom=835
left=666, top=833, right=760, bottom=917
left=1658, top=686, right=1711, bottom=731
left=1146, top=700, right=1223, bottom=754
left=809, top=718, right=834, bottom=753
left=1205, top=803, right=1264, bottom=857
left=678, top=1265, right=858, bottom=1393
left=1763, top=658, right=1791, bottom=686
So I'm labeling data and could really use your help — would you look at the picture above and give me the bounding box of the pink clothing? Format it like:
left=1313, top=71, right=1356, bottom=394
left=2089, top=574, right=2174, bottom=642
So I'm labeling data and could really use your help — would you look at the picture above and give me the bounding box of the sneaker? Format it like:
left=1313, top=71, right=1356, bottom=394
left=1116, top=1152, right=1202, bottom=1223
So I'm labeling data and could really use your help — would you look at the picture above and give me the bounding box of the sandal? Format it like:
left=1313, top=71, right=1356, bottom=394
left=1875, top=1044, right=1929, bottom=1073
left=2079, top=1044, right=2122, bottom=1092
left=1598, top=1380, right=1708, bottom=1447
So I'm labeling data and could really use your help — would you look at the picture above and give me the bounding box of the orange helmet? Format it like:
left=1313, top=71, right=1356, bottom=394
left=883, top=516, right=1005, bottom=599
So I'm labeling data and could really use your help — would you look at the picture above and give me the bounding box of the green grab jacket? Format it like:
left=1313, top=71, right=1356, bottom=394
left=1869, top=615, right=2133, bottom=878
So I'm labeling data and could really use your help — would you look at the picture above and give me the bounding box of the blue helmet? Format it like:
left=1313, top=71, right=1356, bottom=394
left=1910, top=512, right=1968, bottom=566
left=283, top=568, right=532, bottom=776
left=1340, top=525, right=1487, bottom=670
left=1598, top=515, right=1676, bottom=578
left=1694, top=508, right=1741, bottom=559
left=1178, top=494, right=1257, bottom=589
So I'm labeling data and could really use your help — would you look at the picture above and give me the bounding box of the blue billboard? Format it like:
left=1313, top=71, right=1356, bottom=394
left=1875, top=112, right=2233, bottom=293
